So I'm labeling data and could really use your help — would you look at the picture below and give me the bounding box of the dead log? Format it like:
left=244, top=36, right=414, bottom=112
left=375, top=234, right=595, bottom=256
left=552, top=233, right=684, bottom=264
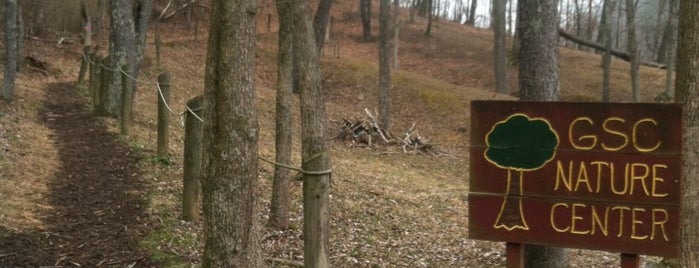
left=558, top=28, right=666, bottom=69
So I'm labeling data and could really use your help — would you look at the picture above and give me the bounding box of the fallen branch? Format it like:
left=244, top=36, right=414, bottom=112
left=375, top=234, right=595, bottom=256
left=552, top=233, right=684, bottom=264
left=558, top=28, right=666, bottom=69
left=364, top=108, right=392, bottom=143
left=162, top=0, right=199, bottom=20
left=335, top=111, right=449, bottom=156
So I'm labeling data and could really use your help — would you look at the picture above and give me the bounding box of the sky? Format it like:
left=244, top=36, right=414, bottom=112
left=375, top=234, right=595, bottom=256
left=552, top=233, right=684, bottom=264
left=437, top=0, right=515, bottom=29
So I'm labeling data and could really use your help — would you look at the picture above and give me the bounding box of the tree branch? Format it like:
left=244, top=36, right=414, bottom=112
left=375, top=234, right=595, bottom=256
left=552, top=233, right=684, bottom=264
left=558, top=28, right=666, bottom=69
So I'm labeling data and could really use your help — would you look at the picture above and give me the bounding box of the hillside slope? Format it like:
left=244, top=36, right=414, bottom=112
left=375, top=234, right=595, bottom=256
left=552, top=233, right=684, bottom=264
left=0, top=2, right=668, bottom=267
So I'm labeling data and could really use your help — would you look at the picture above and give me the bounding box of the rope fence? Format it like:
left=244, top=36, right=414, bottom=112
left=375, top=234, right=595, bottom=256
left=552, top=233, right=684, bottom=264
left=82, top=51, right=203, bottom=122
left=81, top=50, right=332, bottom=177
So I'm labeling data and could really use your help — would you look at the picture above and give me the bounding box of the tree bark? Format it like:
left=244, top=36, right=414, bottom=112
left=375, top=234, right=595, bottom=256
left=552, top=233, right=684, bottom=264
left=378, top=0, right=391, bottom=130
left=493, top=0, right=509, bottom=94
left=101, top=0, right=136, bottom=118
left=97, top=0, right=105, bottom=41
left=573, top=0, right=582, bottom=50
left=360, top=0, right=372, bottom=42
left=28, top=0, right=44, bottom=36
left=596, top=0, right=614, bottom=45
left=518, top=0, right=560, bottom=102
left=509, top=0, right=524, bottom=65
left=585, top=0, right=593, bottom=50
left=466, top=0, right=476, bottom=25
left=2, top=0, right=18, bottom=102
left=201, top=1, right=263, bottom=267
left=601, top=0, right=612, bottom=102
left=652, top=0, right=667, bottom=61
left=393, top=0, right=400, bottom=69
left=675, top=2, right=699, bottom=265
left=424, top=0, right=432, bottom=35
left=615, top=0, right=622, bottom=48
left=269, top=0, right=294, bottom=230
left=77, top=1, right=91, bottom=88
left=16, top=3, right=22, bottom=72
left=664, top=0, right=678, bottom=99
left=313, top=0, right=333, bottom=53
left=132, top=0, right=153, bottom=98
left=288, top=0, right=333, bottom=266
left=625, top=0, right=640, bottom=102
left=517, top=0, right=566, bottom=265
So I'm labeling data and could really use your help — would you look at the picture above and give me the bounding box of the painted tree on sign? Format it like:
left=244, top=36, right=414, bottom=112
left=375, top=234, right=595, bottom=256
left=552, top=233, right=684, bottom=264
left=485, top=114, right=558, bottom=230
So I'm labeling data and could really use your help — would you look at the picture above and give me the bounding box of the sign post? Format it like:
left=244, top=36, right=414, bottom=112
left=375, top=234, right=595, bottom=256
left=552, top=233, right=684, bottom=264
left=469, top=101, right=682, bottom=265
left=506, top=242, right=523, bottom=268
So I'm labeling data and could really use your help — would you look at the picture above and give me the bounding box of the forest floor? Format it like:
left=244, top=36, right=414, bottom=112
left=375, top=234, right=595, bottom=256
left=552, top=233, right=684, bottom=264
left=0, top=1, right=673, bottom=267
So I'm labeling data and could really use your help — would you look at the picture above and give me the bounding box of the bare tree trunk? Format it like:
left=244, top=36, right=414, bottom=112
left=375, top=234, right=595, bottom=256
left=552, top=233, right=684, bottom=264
left=288, top=0, right=333, bottom=266
left=186, top=0, right=193, bottom=28
left=28, top=0, right=44, bottom=36
left=393, top=0, right=400, bottom=69
left=379, top=0, right=391, bottom=130
left=77, top=1, right=91, bottom=87
left=434, top=0, right=439, bottom=22
left=99, top=0, right=136, bottom=118
left=425, top=0, right=432, bottom=35
left=675, top=1, right=699, bottom=266
left=313, top=0, right=333, bottom=53
left=360, top=0, right=372, bottom=42
left=509, top=0, right=523, bottom=65
left=573, top=0, right=582, bottom=50
left=625, top=0, right=640, bottom=102
left=507, top=0, right=513, bottom=36
left=409, top=0, right=416, bottom=23
left=453, top=0, right=462, bottom=22
left=518, top=2, right=559, bottom=101
left=16, top=3, right=22, bottom=72
left=269, top=0, right=294, bottom=230
left=493, top=0, right=508, bottom=94
left=586, top=0, right=593, bottom=47
left=563, top=0, right=571, bottom=47
left=664, top=0, right=678, bottom=99
left=201, top=0, right=263, bottom=267
left=2, top=0, right=18, bottom=102
left=596, top=0, right=615, bottom=46
left=97, top=0, right=105, bottom=41
left=615, top=1, right=622, bottom=49
left=517, top=2, right=566, bottom=266
left=418, top=0, right=427, bottom=17
left=601, top=0, right=612, bottom=102
left=132, top=0, right=153, bottom=98
left=652, top=0, right=667, bottom=60
left=467, top=0, right=476, bottom=25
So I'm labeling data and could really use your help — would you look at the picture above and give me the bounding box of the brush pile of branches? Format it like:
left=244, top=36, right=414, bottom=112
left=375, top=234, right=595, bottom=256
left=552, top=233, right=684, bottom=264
left=334, top=109, right=451, bottom=157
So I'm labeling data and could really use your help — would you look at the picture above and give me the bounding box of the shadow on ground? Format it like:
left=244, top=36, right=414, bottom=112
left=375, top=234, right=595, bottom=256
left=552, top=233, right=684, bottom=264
left=0, top=82, right=154, bottom=267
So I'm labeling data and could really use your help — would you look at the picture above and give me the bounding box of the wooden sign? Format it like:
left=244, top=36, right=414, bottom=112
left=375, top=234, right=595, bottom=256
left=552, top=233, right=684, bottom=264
left=468, top=101, right=682, bottom=258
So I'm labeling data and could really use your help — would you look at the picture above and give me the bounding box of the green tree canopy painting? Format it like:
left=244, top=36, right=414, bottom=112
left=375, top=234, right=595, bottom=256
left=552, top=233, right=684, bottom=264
left=485, top=114, right=559, bottom=230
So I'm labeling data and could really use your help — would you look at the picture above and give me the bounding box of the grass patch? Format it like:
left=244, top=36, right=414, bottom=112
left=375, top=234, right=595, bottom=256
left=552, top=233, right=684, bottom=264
left=141, top=217, right=200, bottom=267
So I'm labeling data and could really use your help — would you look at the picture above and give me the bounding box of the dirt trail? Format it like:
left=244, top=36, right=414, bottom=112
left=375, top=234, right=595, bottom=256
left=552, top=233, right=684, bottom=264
left=0, top=82, right=154, bottom=267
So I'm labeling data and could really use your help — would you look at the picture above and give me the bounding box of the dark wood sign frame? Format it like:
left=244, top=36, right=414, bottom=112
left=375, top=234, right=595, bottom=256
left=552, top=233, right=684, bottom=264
left=469, top=101, right=682, bottom=267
